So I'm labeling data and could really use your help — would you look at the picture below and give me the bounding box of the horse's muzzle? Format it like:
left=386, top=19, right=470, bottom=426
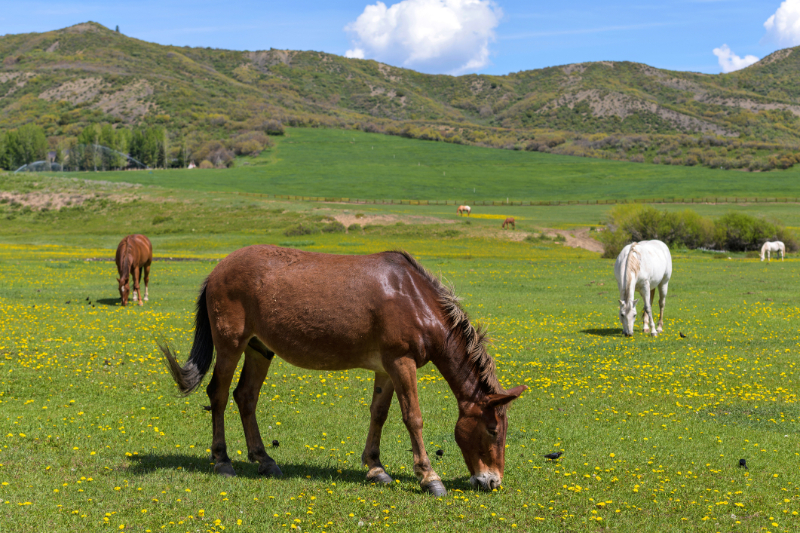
left=470, top=472, right=502, bottom=491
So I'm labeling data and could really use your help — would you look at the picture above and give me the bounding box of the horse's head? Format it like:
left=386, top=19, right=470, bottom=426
left=619, top=298, right=639, bottom=336
left=118, top=275, right=130, bottom=306
left=454, top=385, right=526, bottom=491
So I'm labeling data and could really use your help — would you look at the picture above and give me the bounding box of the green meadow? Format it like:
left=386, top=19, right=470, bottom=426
left=59, top=128, right=800, bottom=202
left=1, top=137, right=799, bottom=532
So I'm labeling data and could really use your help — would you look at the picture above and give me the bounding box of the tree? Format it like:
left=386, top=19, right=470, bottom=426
left=115, top=25, right=120, bottom=33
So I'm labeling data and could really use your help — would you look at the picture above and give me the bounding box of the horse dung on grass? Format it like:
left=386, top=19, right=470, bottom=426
left=614, top=240, right=672, bottom=337
left=115, top=234, right=152, bottom=307
left=160, top=246, right=526, bottom=495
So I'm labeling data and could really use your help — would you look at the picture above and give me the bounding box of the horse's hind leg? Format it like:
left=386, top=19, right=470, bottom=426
left=143, top=263, right=150, bottom=301
left=233, top=338, right=282, bottom=477
left=361, top=372, right=396, bottom=485
left=206, top=345, right=243, bottom=477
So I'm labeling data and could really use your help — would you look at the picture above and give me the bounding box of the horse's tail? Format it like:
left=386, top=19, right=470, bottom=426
left=159, top=280, right=215, bottom=396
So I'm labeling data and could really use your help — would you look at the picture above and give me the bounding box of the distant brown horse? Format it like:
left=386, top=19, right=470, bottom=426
left=502, top=217, right=515, bottom=230
left=457, top=205, right=471, bottom=216
left=115, top=234, right=152, bottom=306
left=160, top=246, right=526, bottom=495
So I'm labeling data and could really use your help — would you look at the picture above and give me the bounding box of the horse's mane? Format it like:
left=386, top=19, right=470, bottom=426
left=396, top=251, right=502, bottom=396
left=624, top=243, right=641, bottom=300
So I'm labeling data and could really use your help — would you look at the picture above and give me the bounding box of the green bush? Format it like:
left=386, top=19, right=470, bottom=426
left=347, top=223, right=362, bottom=233
left=600, top=205, right=798, bottom=257
left=284, top=223, right=318, bottom=237
left=321, top=221, right=346, bottom=233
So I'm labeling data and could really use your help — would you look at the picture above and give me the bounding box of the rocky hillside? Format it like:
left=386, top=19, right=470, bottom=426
left=2, top=22, right=800, bottom=168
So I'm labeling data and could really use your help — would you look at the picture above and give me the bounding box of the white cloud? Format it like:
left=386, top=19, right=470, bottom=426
left=344, top=0, right=502, bottom=75
left=713, top=44, right=759, bottom=73
left=763, top=0, right=800, bottom=47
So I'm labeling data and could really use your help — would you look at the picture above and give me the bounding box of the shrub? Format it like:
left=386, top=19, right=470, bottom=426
left=712, top=213, right=797, bottom=252
left=284, top=224, right=318, bottom=237
left=258, top=120, right=285, bottom=136
left=347, top=223, right=362, bottom=233
left=599, top=205, right=797, bottom=256
left=192, top=141, right=235, bottom=168
left=198, top=160, right=214, bottom=169
left=230, top=131, right=272, bottom=156
left=321, top=221, right=346, bottom=233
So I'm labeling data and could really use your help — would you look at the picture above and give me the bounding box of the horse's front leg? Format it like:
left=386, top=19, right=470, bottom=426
left=233, top=338, right=281, bottom=477
left=361, top=372, right=396, bottom=485
left=656, top=284, right=668, bottom=333
left=385, top=357, right=446, bottom=496
left=642, top=285, right=657, bottom=337
left=642, top=288, right=655, bottom=334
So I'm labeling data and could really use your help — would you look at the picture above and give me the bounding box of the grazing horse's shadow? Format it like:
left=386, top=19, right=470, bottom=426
left=96, top=298, right=121, bottom=307
left=127, top=453, right=422, bottom=485
left=581, top=328, right=622, bottom=337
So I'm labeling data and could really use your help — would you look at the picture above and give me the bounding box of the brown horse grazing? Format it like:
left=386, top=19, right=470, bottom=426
left=160, top=246, right=526, bottom=496
left=115, top=234, right=153, bottom=307
left=457, top=205, right=471, bottom=216
left=501, top=217, right=515, bottom=230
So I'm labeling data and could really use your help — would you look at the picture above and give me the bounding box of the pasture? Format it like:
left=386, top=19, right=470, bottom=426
left=59, top=127, right=800, bottom=202
left=1, top=142, right=799, bottom=531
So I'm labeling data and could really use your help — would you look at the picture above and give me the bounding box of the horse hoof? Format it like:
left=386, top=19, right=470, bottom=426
left=258, top=462, right=283, bottom=478
left=138, top=301, right=143, bottom=307
left=214, top=462, right=236, bottom=477
left=367, top=471, right=393, bottom=485
left=422, top=480, right=447, bottom=497
left=144, top=297, right=149, bottom=301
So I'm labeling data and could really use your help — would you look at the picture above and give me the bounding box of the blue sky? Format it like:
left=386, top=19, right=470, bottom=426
left=2, top=1, right=799, bottom=76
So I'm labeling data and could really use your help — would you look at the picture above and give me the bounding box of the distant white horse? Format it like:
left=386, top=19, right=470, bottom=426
left=614, top=240, right=672, bottom=337
left=760, top=241, right=785, bottom=262
left=457, top=205, right=471, bottom=216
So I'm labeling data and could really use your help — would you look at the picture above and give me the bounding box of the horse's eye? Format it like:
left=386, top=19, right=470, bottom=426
left=487, top=429, right=498, bottom=438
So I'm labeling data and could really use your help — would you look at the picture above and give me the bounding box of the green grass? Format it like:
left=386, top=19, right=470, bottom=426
left=1, top=167, right=800, bottom=532
left=1, top=238, right=799, bottom=532
left=55, top=128, right=800, bottom=202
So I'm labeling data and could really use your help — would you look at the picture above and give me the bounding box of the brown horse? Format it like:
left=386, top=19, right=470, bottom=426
left=457, top=205, right=471, bottom=216
left=115, top=234, right=153, bottom=307
left=501, top=217, right=515, bottom=230
left=160, top=246, right=525, bottom=495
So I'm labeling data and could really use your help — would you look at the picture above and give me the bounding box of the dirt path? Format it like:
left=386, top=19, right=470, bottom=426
left=503, top=226, right=604, bottom=253
left=329, top=212, right=455, bottom=227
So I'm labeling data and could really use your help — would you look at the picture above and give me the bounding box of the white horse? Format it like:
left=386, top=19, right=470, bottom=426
left=760, top=241, right=785, bottom=262
left=614, top=240, right=672, bottom=337
left=457, top=205, right=471, bottom=216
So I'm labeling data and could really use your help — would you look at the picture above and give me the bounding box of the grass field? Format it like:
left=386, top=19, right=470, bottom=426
left=43, top=128, right=800, bottom=202
left=1, top=150, right=800, bottom=532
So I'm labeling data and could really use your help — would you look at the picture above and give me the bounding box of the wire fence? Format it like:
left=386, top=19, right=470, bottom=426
left=228, top=193, right=800, bottom=207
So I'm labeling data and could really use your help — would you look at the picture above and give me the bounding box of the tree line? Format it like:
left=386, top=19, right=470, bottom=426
left=0, top=123, right=179, bottom=171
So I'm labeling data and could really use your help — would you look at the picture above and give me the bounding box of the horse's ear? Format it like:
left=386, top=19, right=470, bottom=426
left=485, top=385, right=527, bottom=408
left=116, top=277, right=120, bottom=282
left=619, top=300, right=625, bottom=305
left=633, top=298, right=639, bottom=305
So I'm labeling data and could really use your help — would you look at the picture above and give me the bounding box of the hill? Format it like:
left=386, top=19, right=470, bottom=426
left=1, top=22, right=800, bottom=169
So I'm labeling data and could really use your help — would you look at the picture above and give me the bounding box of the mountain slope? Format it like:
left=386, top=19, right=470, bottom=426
left=1, top=22, right=799, bottom=152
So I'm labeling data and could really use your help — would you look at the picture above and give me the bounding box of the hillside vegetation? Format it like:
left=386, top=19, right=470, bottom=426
left=2, top=22, right=800, bottom=170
